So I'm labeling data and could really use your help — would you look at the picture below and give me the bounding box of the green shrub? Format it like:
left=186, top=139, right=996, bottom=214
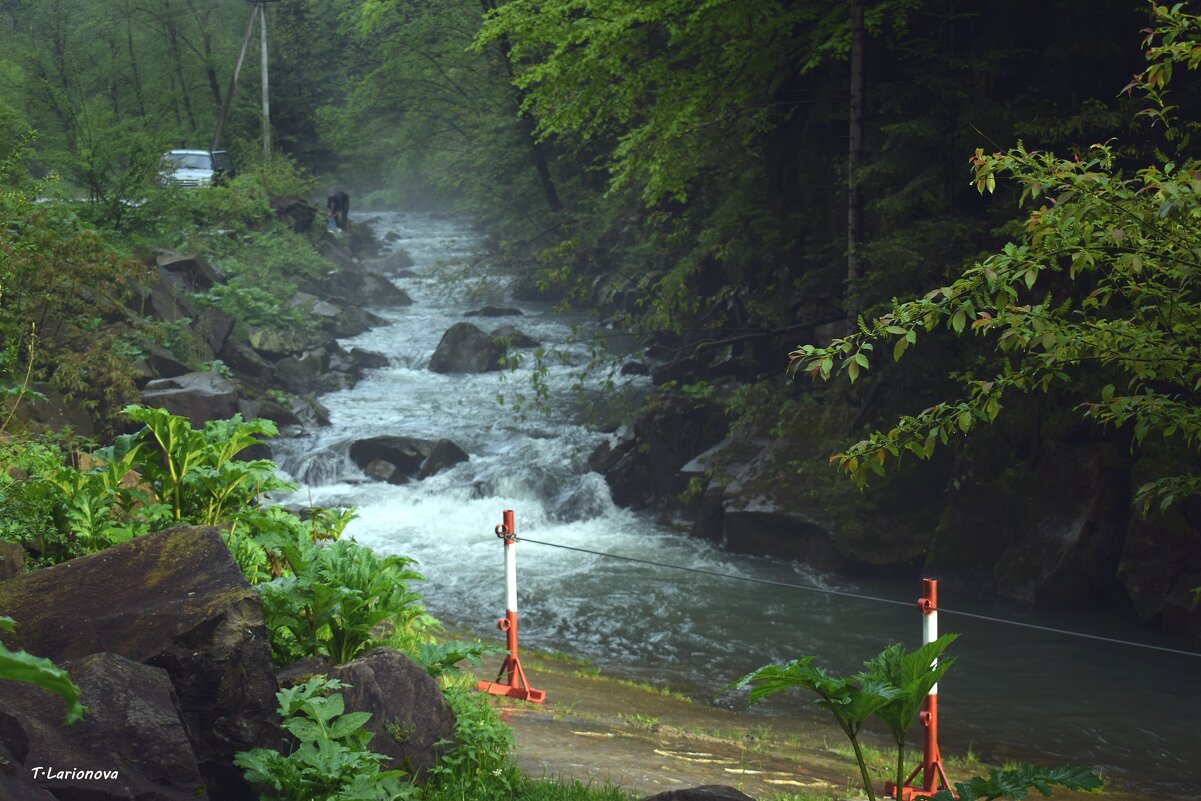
left=99, top=405, right=290, bottom=525
left=425, top=684, right=519, bottom=799
left=234, top=676, right=412, bottom=801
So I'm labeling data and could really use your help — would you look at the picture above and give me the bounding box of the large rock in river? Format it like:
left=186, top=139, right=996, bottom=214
left=428, top=322, right=506, bottom=373
left=0, top=526, right=284, bottom=801
left=349, top=436, right=469, bottom=483
left=589, top=394, right=727, bottom=510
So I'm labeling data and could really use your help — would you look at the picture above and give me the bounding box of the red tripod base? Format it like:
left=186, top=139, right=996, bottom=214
left=884, top=692, right=953, bottom=799
left=884, top=779, right=953, bottom=801
left=476, top=655, right=545, bottom=703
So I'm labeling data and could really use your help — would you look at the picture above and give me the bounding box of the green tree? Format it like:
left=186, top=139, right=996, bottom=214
left=789, top=2, right=1201, bottom=514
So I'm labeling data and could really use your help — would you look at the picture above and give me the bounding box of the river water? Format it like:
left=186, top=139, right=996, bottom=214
left=273, top=212, right=1201, bottom=797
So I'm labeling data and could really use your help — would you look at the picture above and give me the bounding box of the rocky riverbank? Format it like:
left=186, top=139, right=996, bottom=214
left=576, top=294, right=1201, bottom=648
left=0, top=526, right=456, bottom=801
left=18, top=188, right=1191, bottom=648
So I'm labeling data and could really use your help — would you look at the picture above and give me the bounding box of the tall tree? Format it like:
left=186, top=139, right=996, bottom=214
left=847, top=0, right=865, bottom=321
left=790, top=2, right=1201, bottom=513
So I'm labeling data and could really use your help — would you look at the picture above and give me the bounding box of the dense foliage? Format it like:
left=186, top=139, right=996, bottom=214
left=787, top=4, right=1201, bottom=513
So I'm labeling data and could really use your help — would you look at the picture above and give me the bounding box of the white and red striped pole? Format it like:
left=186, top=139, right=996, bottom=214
left=476, top=509, right=545, bottom=703
left=887, top=578, right=951, bottom=800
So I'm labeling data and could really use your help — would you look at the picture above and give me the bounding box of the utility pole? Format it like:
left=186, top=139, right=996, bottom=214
left=258, top=1, right=270, bottom=160
left=212, top=1, right=275, bottom=159
left=211, top=4, right=258, bottom=153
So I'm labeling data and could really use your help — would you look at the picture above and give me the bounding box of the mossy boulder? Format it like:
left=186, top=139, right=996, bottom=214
left=0, top=526, right=284, bottom=801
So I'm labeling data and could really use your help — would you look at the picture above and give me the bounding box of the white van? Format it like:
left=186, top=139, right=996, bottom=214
left=160, top=149, right=234, bottom=187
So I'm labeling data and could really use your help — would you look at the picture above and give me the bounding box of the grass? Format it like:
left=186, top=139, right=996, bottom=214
left=509, top=777, right=640, bottom=801
left=524, top=649, right=693, bottom=701
left=617, top=712, right=660, bottom=731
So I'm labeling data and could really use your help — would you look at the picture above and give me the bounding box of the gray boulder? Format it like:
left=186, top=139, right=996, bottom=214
left=155, top=252, right=225, bottom=292
left=139, top=371, right=238, bottom=426
left=359, top=273, right=413, bottom=308
left=219, top=338, right=275, bottom=387
left=247, top=326, right=317, bottom=359
left=640, top=787, right=758, bottom=801
left=349, top=348, right=390, bottom=372
left=0, top=741, right=56, bottom=800
left=465, top=306, right=522, bottom=318
left=0, top=541, right=25, bottom=580
left=428, top=322, right=506, bottom=374
left=418, top=438, right=470, bottom=479
left=196, top=307, right=235, bottom=355
left=349, top=436, right=432, bottom=477
left=589, top=395, right=727, bottom=510
left=490, top=325, right=539, bottom=349
left=270, top=195, right=317, bottom=233
left=368, top=248, right=415, bottom=274
left=288, top=291, right=343, bottom=320
left=140, top=341, right=192, bottom=379
left=0, top=653, right=208, bottom=801
left=349, top=436, right=469, bottom=483
left=332, top=648, right=456, bottom=781
left=140, top=268, right=198, bottom=324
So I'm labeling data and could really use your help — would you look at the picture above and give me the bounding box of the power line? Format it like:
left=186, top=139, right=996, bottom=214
left=512, top=535, right=1201, bottom=659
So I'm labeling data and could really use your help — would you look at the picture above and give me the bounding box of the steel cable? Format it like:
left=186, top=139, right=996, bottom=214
left=512, top=535, right=1201, bottom=659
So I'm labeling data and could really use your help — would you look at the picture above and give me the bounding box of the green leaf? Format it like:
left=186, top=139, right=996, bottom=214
left=0, top=618, right=84, bottom=724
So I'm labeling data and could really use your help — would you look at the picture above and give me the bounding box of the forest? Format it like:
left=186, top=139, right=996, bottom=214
left=1, top=1, right=1201, bottom=800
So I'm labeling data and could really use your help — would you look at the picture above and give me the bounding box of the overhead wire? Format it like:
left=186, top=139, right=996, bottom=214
left=512, top=535, right=1201, bottom=659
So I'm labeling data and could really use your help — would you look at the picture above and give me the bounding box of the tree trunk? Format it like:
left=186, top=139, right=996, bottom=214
left=124, top=6, right=147, bottom=119
left=162, top=0, right=197, bottom=134
left=479, top=0, right=563, bottom=215
left=847, top=0, right=865, bottom=323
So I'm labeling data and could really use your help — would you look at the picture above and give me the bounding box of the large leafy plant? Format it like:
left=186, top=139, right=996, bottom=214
left=101, top=405, right=289, bottom=525
left=730, top=653, right=902, bottom=801
left=729, top=636, right=1101, bottom=801
left=234, top=677, right=411, bottom=801
left=921, top=765, right=1104, bottom=801
left=863, top=636, right=958, bottom=795
left=258, top=536, right=434, bottom=667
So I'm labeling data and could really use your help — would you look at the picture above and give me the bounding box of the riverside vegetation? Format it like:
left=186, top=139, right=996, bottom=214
left=3, top=3, right=1198, bottom=798
left=0, top=0, right=1198, bottom=630
left=0, top=157, right=1108, bottom=801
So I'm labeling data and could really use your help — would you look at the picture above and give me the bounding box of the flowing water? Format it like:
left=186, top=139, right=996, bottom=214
left=272, top=212, right=1201, bottom=796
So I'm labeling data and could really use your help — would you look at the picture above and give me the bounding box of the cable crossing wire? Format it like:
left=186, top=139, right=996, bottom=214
left=513, top=536, right=1201, bottom=659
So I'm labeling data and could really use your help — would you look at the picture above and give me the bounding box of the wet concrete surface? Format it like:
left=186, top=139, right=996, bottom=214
left=468, top=653, right=1166, bottom=801
left=478, top=654, right=850, bottom=798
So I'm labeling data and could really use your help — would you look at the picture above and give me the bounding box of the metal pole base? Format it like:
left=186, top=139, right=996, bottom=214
left=476, top=655, right=545, bottom=703
left=884, top=764, right=953, bottom=801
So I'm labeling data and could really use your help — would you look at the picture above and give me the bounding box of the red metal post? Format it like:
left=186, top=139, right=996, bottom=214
left=886, top=578, right=952, bottom=800
left=476, top=509, right=545, bottom=703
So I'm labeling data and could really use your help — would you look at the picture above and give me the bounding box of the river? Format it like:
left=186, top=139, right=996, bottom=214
left=272, top=211, right=1201, bottom=797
